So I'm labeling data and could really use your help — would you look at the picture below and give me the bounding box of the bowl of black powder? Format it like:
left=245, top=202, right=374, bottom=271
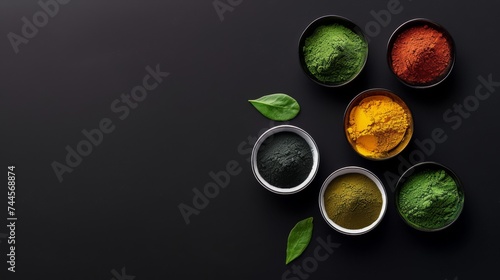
left=251, top=125, right=320, bottom=194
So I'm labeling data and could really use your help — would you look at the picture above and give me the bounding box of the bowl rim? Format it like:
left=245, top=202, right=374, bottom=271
left=394, top=161, right=465, bottom=232
left=298, top=14, right=369, bottom=87
left=343, top=88, right=414, bottom=160
left=318, top=166, right=388, bottom=235
left=250, top=125, right=320, bottom=195
left=387, top=18, right=456, bottom=88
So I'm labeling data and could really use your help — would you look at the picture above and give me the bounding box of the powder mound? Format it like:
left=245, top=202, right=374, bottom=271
left=347, top=95, right=409, bottom=158
left=398, top=169, right=462, bottom=229
left=257, top=132, right=313, bottom=188
left=391, top=25, right=452, bottom=84
left=324, top=173, right=382, bottom=230
left=303, top=24, right=367, bottom=84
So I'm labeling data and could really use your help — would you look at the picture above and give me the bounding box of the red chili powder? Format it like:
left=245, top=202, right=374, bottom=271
left=391, top=25, right=452, bottom=85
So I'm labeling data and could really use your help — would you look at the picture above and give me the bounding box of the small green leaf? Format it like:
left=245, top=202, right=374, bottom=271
left=286, top=217, right=313, bottom=264
left=248, top=93, right=300, bottom=121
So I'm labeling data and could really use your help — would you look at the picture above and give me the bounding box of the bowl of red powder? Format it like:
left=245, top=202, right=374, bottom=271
left=387, top=18, right=455, bottom=88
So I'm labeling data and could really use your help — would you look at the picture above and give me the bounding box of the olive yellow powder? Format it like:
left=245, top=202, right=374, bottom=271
left=347, top=95, right=409, bottom=158
left=324, top=173, right=383, bottom=230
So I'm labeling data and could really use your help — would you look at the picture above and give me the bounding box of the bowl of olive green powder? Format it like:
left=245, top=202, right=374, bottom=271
left=395, top=162, right=465, bottom=231
left=299, top=15, right=369, bottom=87
left=319, top=166, right=387, bottom=235
left=251, top=125, right=320, bottom=195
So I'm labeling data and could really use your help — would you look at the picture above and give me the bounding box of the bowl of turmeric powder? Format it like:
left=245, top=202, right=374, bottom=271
left=344, top=88, right=414, bottom=160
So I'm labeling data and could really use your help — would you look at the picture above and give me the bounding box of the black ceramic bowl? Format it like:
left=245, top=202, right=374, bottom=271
left=298, top=15, right=369, bottom=87
left=387, top=18, right=456, bottom=88
left=395, top=162, right=465, bottom=231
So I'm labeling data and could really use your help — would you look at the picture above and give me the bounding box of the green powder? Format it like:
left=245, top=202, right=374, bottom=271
left=398, top=169, right=463, bottom=230
left=303, top=24, right=368, bottom=84
left=257, top=132, right=313, bottom=188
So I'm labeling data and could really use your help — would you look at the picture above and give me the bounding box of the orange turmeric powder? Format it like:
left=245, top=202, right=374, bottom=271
left=347, top=95, right=409, bottom=158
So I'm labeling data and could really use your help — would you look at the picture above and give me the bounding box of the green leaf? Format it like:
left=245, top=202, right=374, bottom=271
left=286, top=217, right=313, bottom=264
left=248, top=93, right=300, bottom=121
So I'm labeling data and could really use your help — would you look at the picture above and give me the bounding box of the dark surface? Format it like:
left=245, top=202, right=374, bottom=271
left=1, top=0, right=500, bottom=279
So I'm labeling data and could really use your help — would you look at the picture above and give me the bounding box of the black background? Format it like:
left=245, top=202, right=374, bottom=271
left=1, top=0, right=500, bottom=279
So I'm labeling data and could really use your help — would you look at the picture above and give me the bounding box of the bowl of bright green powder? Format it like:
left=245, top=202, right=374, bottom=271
left=299, top=15, right=369, bottom=87
left=395, top=162, right=465, bottom=231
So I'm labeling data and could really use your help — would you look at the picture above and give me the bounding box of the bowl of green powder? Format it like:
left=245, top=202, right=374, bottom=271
left=251, top=125, right=320, bottom=195
left=299, top=15, right=369, bottom=87
left=395, top=162, right=464, bottom=231
left=319, top=166, right=387, bottom=235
